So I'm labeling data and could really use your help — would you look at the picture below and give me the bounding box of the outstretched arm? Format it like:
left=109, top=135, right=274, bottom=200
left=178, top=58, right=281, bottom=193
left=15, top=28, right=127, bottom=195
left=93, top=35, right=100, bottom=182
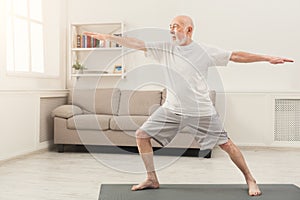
left=230, top=51, right=294, bottom=64
left=83, top=32, right=146, bottom=51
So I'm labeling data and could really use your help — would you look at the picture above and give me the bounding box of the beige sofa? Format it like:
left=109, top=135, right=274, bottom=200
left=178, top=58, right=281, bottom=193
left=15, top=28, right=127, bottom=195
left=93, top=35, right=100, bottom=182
left=52, top=88, right=215, bottom=157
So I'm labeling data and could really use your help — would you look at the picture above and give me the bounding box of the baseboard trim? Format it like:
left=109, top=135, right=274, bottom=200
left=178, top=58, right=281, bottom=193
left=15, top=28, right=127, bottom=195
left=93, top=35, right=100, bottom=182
left=0, top=140, right=54, bottom=163
left=37, top=140, right=54, bottom=150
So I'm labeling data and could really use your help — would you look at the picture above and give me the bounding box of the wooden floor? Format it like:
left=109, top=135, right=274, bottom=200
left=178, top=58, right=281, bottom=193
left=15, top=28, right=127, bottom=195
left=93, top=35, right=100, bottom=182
left=0, top=146, right=300, bottom=200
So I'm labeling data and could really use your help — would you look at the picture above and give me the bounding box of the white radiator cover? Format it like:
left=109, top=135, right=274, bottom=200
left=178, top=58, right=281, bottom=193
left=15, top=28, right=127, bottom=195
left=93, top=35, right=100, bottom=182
left=274, top=99, right=300, bottom=142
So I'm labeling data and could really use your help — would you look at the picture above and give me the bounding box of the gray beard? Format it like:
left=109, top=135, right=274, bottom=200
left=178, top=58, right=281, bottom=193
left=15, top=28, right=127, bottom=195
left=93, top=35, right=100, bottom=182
left=172, top=36, right=188, bottom=46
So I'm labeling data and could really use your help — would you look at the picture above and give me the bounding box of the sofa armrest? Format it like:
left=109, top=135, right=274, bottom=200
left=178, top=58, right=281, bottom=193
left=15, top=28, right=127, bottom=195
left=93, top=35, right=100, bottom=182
left=51, top=105, right=83, bottom=119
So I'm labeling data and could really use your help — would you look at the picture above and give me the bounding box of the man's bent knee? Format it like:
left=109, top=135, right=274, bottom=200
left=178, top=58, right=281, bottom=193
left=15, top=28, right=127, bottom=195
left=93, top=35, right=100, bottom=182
left=219, top=140, right=239, bottom=154
left=135, top=129, right=151, bottom=140
left=219, top=140, right=233, bottom=151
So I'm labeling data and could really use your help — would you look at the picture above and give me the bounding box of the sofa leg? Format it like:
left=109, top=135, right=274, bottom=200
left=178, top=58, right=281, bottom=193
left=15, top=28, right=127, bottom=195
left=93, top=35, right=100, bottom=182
left=198, top=149, right=212, bottom=158
left=57, top=144, right=64, bottom=153
left=204, top=150, right=212, bottom=158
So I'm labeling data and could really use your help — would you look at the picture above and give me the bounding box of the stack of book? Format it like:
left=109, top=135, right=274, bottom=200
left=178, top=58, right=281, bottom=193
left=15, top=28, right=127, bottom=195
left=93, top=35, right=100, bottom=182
left=76, top=33, right=123, bottom=48
left=76, top=34, right=104, bottom=48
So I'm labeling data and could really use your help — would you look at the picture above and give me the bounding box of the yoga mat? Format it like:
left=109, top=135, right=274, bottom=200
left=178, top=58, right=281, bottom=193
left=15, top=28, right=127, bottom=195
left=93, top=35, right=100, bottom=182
left=99, top=184, right=300, bottom=200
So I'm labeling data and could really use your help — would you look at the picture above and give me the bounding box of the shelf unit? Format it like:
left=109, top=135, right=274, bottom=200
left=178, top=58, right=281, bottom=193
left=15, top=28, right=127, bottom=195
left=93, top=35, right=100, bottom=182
left=71, top=47, right=122, bottom=51
left=68, top=22, right=125, bottom=79
left=72, top=74, right=123, bottom=77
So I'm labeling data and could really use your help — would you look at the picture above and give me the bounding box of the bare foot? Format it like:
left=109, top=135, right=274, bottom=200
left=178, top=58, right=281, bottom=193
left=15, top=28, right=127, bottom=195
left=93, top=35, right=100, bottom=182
left=131, top=179, right=160, bottom=191
left=247, top=179, right=262, bottom=196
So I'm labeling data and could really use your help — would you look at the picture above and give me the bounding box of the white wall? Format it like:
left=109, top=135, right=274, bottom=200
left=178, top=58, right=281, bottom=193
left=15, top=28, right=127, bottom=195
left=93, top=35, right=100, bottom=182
left=0, top=93, right=38, bottom=160
left=0, top=91, right=68, bottom=161
left=216, top=92, right=300, bottom=147
left=68, top=0, right=300, bottom=92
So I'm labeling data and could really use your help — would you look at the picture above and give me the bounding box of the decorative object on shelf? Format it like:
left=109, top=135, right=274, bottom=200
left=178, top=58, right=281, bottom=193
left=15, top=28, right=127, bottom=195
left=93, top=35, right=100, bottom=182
left=72, top=60, right=86, bottom=74
left=113, top=65, right=123, bottom=74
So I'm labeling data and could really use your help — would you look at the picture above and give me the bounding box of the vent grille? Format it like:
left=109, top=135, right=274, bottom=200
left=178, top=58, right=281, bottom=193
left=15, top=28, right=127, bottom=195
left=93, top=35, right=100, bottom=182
left=274, top=99, right=300, bottom=141
left=40, top=97, right=67, bottom=143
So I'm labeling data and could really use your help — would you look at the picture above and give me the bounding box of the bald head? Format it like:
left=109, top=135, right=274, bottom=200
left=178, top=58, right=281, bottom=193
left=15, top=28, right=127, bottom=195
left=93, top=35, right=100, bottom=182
left=172, top=15, right=194, bottom=30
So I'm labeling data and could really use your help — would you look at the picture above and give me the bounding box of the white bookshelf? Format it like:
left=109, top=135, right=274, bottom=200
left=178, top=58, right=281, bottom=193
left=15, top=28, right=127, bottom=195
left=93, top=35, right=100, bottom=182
left=71, top=47, right=122, bottom=51
left=71, top=74, right=123, bottom=77
left=68, top=22, right=125, bottom=79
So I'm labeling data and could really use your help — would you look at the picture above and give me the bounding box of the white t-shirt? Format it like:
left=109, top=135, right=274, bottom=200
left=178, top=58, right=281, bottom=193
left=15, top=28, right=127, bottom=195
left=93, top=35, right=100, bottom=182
left=145, top=41, right=231, bottom=116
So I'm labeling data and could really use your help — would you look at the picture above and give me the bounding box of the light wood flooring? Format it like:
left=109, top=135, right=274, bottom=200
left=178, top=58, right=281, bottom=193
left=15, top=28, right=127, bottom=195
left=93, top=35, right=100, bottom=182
left=0, top=146, right=300, bottom=200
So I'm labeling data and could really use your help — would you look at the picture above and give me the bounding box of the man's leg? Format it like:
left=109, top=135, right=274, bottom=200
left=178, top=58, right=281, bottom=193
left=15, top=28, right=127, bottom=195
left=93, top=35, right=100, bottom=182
left=131, top=129, right=160, bottom=191
left=219, top=139, right=262, bottom=196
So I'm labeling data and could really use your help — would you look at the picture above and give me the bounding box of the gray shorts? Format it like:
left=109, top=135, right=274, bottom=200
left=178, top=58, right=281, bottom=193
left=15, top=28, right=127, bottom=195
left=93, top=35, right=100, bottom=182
left=140, top=107, right=228, bottom=150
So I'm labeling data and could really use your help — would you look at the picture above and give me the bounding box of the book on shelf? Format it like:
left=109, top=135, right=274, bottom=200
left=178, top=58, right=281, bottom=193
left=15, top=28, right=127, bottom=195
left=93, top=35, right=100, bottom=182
left=75, top=34, right=100, bottom=48
left=76, top=35, right=80, bottom=48
left=75, top=34, right=122, bottom=48
left=76, top=34, right=100, bottom=48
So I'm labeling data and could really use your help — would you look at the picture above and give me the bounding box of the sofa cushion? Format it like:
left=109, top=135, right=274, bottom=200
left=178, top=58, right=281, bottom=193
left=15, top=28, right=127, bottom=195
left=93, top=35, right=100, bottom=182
left=110, top=116, right=149, bottom=131
left=67, top=114, right=111, bottom=131
left=70, top=88, right=121, bottom=114
left=51, top=105, right=83, bottom=119
left=94, top=88, right=121, bottom=115
left=118, top=90, right=162, bottom=116
left=70, top=89, right=96, bottom=113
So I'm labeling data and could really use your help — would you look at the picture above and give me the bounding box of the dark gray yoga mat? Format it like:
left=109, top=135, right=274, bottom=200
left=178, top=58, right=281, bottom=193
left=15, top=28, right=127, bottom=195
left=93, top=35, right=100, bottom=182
left=99, top=184, right=300, bottom=200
